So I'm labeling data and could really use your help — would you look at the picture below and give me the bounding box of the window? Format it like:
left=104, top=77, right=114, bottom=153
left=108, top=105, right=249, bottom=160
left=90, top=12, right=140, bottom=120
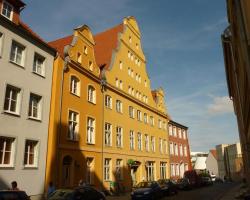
left=24, top=140, right=38, bottom=167
left=116, top=100, right=122, bottom=113
left=104, top=158, right=111, bottom=181
left=145, top=134, right=149, bottom=152
left=176, top=164, right=179, bottom=176
left=88, top=85, right=96, bottom=104
left=151, top=136, right=155, bottom=152
left=77, top=52, right=82, bottom=63
left=86, top=158, right=94, bottom=184
left=70, top=76, right=80, bottom=96
left=129, top=36, right=132, bottom=43
left=89, top=61, right=93, bottom=71
left=4, top=84, right=21, bottom=115
left=115, top=159, right=123, bottom=180
left=68, top=110, right=79, bottom=141
left=159, top=138, right=163, bottom=153
left=178, top=128, right=182, bottom=138
left=115, top=78, right=119, bottom=87
left=137, top=110, right=142, bottom=121
left=129, top=106, right=135, bottom=118
left=184, top=146, right=187, bottom=157
left=163, top=122, right=166, bottom=130
left=144, top=113, right=148, bottom=124
left=183, top=130, right=186, bottom=139
left=0, top=32, right=3, bottom=57
left=163, top=140, right=167, bottom=154
left=0, top=137, right=15, bottom=167
left=116, top=126, right=123, bottom=148
left=10, top=41, right=25, bottom=66
left=87, top=117, right=95, bottom=144
left=160, top=162, right=167, bottom=179
left=170, top=143, right=174, bottom=155
left=28, top=93, right=42, bottom=120
left=129, top=130, right=135, bottom=150
left=146, top=161, right=154, bottom=181
left=137, top=132, right=142, bottom=151
left=1, top=1, right=13, bottom=20
left=104, top=123, right=112, bottom=146
left=128, top=67, right=131, bottom=76
left=136, top=43, right=139, bottom=49
left=174, top=143, right=178, bottom=156
left=149, top=116, right=154, bottom=126
left=105, top=95, right=112, bottom=109
left=173, top=126, right=177, bottom=136
left=171, top=164, right=175, bottom=176
left=33, top=53, right=45, bottom=76
left=180, top=144, right=183, bottom=156
left=84, top=46, right=88, bottom=55
left=119, top=80, right=123, bottom=89
left=119, top=61, right=123, bottom=70
left=128, top=51, right=130, bottom=58
left=158, top=119, right=162, bottom=129
left=169, top=125, right=173, bottom=136
left=131, top=69, right=134, bottom=77
left=128, top=86, right=131, bottom=94
left=144, top=80, right=147, bottom=87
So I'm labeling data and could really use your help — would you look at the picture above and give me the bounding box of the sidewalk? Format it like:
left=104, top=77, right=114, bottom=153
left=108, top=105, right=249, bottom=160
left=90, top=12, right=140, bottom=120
left=219, top=183, right=247, bottom=200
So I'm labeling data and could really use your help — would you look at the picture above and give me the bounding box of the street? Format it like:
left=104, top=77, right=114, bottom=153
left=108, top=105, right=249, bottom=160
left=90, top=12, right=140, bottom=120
left=107, top=182, right=240, bottom=200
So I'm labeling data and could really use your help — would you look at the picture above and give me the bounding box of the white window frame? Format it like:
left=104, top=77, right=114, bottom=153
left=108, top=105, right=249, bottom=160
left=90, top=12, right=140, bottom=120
left=129, top=106, right=135, bottom=118
left=10, top=40, right=25, bottom=66
left=4, top=84, right=21, bottom=115
left=24, top=140, right=39, bottom=168
left=28, top=93, right=42, bottom=120
left=88, top=85, right=96, bottom=104
left=137, top=110, right=142, bottom=121
left=169, top=125, right=173, bottom=136
left=104, top=158, right=111, bottom=181
left=184, top=145, right=187, bottom=157
left=87, top=117, right=95, bottom=144
left=0, top=136, right=15, bottom=167
left=105, top=95, right=112, bottom=109
left=1, top=1, right=13, bottom=20
left=119, top=61, right=123, bottom=70
left=180, top=144, right=183, bottom=156
left=173, top=126, right=177, bottom=137
left=70, top=76, right=80, bottom=96
left=68, top=110, right=79, bottom=141
left=116, top=126, right=123, bottom=148
left=104, top=123, right=112, bottom=146
left=158, top=119, right=162, bottom=129
left=115, top=159, right=123, bottom=180
left=145, top=134, right=149, bottom=152
left=146, top=161, right=155, bottom=181
left=137, top=132, right=142, bottom=151
left=170, top=142, right=174, bottom=155
left=116, top=100, right=123, bottom=113
left=174, top=143, right=178, bottom=156
left=178, top=128, right=182, bottom=138
left=160, top=162, right=167, bottom=179
left=33, top=53, right=45, bottom=76
left=86, top=157, right=94, bottom=184
left=0, top=32, right=3, bottom=57
left=183, top=130, right=186, bottom=139
left=151, top=136, right=155, bottom=152
left=129, top=130, right=135, bottom=150
left=159, top=138, right=163, bottom=154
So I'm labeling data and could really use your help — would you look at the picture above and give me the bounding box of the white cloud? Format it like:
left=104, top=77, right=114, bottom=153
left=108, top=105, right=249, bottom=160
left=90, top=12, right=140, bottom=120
left=207, top=96, right=234, bottom=115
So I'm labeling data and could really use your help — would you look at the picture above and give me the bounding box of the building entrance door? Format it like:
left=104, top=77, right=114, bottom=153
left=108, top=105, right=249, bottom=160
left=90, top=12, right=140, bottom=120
left=62, top=156, right=73, bottom=187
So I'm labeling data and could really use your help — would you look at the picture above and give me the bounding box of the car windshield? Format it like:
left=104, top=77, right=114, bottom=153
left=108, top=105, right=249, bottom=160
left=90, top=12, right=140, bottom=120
left=136, top=182, right=153, bottom=188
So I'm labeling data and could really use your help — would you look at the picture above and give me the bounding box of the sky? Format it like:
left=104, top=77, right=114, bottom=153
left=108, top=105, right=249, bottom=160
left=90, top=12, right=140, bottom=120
left=22, top=0, right=239, bottom=152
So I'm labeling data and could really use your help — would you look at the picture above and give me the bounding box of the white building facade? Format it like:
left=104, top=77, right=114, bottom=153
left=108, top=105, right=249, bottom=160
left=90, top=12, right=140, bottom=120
left=0, top=0, right=55, bottom=198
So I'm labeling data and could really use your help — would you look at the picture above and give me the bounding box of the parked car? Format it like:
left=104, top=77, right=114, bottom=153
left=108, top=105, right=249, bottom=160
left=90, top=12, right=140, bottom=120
left=157, top=179, right=178, bottom=195
left=176, top=178, right=192, bottom=190
left=48, top=186, right=106, bottom=200
left=131, top=181, right=162, bottom=200
left=0, top=191, right=30, bottom=200
left=184, top=170, right=202, bottom=188
left=201, top=176, right=213, bottom=186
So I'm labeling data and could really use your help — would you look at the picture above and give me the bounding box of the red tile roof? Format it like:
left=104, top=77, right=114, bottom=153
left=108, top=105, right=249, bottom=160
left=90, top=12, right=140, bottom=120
left=210, top=149, right=217, bottom=159
left=94, top=24, right=123, bottom=69
left=48, top=35, right=73, bottom=57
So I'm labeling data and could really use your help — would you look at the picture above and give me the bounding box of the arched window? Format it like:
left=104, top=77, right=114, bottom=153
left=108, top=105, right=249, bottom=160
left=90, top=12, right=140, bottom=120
left=70, top=75, right=80, bottom=96
left=88, top=85, right=96, bottom=104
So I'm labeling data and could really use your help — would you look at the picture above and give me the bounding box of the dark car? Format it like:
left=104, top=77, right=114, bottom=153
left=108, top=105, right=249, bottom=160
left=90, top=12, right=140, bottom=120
left=201, top=177, right=213, bottom=186
left=131, top=181, right=162, bottom=200
left=157, top=179, right=178, bottom=195
left=0, top=191, right=30, bottom=200
left=176, top=178, right=192, bottom=190
left=48, top=186, right=105, bottom=200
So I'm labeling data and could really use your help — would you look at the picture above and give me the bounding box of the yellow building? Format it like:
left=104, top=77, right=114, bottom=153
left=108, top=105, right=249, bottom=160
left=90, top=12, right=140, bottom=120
left=46, top=25, right=104, bottom=190
left=46, top=16, right=170, bottom=192
left=94, top=16, right=170, bottom=191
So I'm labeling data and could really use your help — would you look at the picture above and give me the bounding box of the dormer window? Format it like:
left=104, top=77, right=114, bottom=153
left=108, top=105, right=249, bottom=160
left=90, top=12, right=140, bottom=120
left=1, top=1, right=13, bottom=20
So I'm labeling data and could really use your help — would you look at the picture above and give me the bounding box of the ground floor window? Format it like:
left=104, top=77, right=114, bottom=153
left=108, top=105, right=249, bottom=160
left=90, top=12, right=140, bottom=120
left=104, top=158, right=111, bottom=181
left=176, top=164, right=180, bottom=176
left=160, top=162, right=167, bottom=179
left=170, top=163, right=175, bottom=177
left=0, top=136, right=15, bottom=167
left=146, top=161, right=155, bottom=181
left=115, top=159, right=123, bottom=180
left=86, top=157, right=94, bottom=184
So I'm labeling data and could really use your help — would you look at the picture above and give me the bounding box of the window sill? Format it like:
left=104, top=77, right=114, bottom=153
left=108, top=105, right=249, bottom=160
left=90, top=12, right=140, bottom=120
left=3, top=110, right=20, bottom=117
left=0, top=166, right=14, bottom=169
left=9, top=60, right=24, bottom=69
left=28, top=117, right=42, bottom=122
left=116, top=146, right=123, bottom=149
left=70, top=92, right=81, bottom=98
left=88, top=100, right=96, bottom=105
left=32, top=71, right=45, bottom=78
left=105, top=107, right=112, bottom=110
left=87, top=142, right=95, bottom=145
left=67, top=138, right=79, bottom=142
left=23, top=166, right=38, bottom=169
left=105, top=144, right=112, bottom=147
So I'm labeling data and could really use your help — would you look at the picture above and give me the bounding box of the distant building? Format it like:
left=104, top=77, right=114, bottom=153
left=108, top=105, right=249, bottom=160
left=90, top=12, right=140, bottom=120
left=191, top=152, right=208, bottom=172
left=216, top=143, right=243, bottom=181
left=169, top=120, right=192, bottom=180
left=206, top=150, right=219, bottom=177
left=222, top=0, right=250, bottom=182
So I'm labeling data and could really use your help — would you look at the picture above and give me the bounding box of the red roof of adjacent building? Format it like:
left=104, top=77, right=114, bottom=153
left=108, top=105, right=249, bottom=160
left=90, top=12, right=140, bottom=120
left=48, top=35, right=73, bottom=57
left=94, top=24, right=123, bottom=69
left=210, top=149, right=217, bottom=159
